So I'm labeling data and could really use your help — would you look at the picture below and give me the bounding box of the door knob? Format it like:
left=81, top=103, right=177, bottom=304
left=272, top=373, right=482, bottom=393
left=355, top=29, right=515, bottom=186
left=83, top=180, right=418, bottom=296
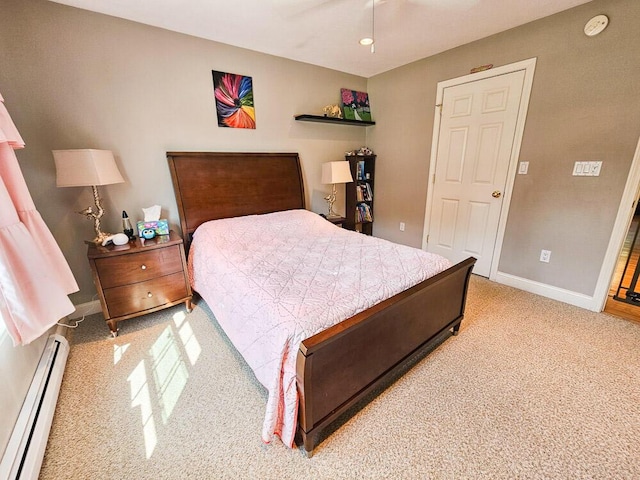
left=492, top=191, right=502, bottom=198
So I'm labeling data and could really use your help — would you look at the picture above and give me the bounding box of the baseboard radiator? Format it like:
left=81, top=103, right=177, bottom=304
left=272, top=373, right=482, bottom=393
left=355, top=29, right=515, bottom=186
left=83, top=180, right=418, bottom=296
left=0, top=332, right=70, bottom=480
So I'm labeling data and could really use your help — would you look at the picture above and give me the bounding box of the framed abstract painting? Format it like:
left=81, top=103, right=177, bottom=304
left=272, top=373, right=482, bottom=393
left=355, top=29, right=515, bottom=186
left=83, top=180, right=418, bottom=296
left=340, top=88, right=372, bottom=122
left=212, top=71, right=256, bottom=129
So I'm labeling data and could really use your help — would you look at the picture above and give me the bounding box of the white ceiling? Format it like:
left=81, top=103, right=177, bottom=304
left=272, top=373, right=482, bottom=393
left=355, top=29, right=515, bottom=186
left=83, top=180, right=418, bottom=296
left=50, top=0, right=593, bottom=78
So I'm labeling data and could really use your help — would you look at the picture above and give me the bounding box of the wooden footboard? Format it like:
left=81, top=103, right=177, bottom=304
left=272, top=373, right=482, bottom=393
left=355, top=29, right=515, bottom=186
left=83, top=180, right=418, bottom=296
left=296, top=256, right=476, bottom=455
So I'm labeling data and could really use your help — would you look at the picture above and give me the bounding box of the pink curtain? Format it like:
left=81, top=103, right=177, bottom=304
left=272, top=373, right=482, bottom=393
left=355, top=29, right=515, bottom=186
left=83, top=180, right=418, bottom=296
left=0, top=91, right=79, bottom=345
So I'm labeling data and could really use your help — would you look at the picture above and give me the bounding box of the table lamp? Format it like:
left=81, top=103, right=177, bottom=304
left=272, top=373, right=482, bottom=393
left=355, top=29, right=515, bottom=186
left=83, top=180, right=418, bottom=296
left=53, top=149, right=125, bottom=244
left=321, top=161, right=353, bottom=218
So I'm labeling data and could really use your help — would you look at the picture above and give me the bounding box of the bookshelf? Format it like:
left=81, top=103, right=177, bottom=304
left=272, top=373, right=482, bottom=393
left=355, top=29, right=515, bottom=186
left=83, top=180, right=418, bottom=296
left=344, top=155, right=376, bottom=235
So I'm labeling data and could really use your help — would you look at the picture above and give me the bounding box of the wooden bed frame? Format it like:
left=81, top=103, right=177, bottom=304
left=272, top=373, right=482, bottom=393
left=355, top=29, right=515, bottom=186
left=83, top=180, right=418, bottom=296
left=167, top=151, right=476, bottom=456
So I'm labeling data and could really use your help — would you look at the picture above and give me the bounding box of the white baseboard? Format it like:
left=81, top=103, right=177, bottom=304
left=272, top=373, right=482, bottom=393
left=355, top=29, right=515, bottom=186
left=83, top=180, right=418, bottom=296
left=494, top=271, right=599, bottom=312
left=68, top=300, right=102, bottom=319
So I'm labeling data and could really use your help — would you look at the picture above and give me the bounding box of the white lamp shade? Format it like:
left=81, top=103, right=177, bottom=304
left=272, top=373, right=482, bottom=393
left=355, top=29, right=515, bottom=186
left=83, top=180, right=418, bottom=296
left=321, top=161, right=353, bottom=185
left=53, top=149, right=125, bottom=187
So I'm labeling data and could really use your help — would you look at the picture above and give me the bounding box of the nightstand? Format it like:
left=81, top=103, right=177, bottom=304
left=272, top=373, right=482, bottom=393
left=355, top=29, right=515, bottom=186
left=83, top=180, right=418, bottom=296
left=325, top=216, right=346, bottom=228
left=87, top=230, right=193, bottom=337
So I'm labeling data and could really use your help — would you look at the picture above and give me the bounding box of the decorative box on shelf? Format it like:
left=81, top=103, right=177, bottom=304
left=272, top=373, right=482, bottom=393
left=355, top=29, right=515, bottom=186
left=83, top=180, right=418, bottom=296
left=136, top=219, right=169, bottom=236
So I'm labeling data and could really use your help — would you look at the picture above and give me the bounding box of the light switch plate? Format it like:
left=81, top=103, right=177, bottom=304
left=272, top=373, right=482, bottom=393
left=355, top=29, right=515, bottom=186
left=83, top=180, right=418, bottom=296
left=518, top=162, right=529, bottom=174
left=573, top=161, right=602, bottom=176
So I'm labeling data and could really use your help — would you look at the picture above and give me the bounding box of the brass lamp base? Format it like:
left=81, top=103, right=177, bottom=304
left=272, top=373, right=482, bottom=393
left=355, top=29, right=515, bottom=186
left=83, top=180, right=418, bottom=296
left=91, top=231, right=114, bottom=245
left=324, top=183, right=339, bottom=218
left=78, top=185, right=113, bottom=245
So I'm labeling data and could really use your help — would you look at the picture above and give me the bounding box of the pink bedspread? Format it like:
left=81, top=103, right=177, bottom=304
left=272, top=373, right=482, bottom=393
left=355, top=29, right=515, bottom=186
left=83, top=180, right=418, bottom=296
left=188, top=209, right=452, bottom=448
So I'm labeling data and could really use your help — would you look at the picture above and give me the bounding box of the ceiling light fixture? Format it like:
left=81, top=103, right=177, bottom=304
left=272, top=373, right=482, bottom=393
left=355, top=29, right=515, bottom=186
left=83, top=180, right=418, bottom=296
left=359, top=0, right=375, bottom=53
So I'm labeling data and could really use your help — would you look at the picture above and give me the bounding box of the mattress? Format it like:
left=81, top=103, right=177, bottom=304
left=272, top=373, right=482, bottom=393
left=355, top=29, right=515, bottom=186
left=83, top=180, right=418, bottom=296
left=188, top=209, right=452, bottom=448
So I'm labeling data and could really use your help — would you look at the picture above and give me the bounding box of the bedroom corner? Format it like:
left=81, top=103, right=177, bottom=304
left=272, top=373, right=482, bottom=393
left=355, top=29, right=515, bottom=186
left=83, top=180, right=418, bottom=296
left=0, top=89, right=78, bottom=478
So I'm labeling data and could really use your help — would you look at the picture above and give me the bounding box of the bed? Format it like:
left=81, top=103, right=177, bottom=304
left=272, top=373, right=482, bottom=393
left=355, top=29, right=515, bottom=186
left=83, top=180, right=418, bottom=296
left=167, top=151, right=476, bottom=456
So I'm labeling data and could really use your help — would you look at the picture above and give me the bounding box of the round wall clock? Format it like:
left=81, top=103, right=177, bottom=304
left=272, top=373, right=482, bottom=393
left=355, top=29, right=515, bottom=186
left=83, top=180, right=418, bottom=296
left=584, top=14, right=609, bottom=36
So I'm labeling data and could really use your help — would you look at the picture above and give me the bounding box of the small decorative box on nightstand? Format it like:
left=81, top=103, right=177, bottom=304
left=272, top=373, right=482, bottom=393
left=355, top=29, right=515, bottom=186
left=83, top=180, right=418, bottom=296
left=87, top=230, right=193, bottom=337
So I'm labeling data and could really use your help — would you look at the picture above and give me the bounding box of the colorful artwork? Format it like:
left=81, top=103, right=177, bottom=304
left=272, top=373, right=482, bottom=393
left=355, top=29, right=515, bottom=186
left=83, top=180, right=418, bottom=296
left=212, top=71, right=256, bottom=129
left=340, top=88, right=372, bottom=122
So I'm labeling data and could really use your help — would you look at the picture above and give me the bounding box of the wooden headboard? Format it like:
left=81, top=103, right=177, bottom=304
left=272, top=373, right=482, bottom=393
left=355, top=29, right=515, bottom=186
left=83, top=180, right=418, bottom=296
left=167, top=152, right=306, bottom=242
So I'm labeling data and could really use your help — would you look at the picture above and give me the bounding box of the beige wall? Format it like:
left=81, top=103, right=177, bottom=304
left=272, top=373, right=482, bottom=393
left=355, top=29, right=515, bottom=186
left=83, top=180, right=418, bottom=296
left=2, top=0, right=639, bottom=304
left=0, top=0, right=367, bottom=303
left=367, top=0, right=640, bottom=296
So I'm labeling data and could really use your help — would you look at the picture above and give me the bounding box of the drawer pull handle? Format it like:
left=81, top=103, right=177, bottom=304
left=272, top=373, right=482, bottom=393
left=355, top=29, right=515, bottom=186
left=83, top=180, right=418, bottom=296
left=141, top=264, right=147, bottom=270
left=147, top=292, right=153, bottom=298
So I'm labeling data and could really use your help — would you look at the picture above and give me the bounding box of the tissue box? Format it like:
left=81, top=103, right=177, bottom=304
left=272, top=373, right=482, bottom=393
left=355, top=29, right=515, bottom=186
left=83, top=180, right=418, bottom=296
left=137, top=219, right=169, bottom=236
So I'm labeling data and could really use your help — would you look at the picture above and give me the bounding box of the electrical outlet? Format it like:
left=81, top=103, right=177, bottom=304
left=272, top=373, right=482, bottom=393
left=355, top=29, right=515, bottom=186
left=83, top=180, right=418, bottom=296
left=540, top=249, right=551, bottom=263
left=399, top=222, right=405, bottom=231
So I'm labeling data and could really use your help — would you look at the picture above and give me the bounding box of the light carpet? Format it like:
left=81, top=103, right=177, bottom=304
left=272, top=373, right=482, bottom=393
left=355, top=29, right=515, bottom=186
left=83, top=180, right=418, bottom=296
left=40, top=276, right=640, bottom=479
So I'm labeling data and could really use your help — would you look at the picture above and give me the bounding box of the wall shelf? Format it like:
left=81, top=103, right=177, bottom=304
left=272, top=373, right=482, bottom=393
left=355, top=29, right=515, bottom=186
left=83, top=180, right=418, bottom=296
left=294, top=114, right=375, bottom=126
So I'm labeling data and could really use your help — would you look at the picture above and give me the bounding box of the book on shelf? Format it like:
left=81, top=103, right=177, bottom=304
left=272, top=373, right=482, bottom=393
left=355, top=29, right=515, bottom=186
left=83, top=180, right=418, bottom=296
left=355, top=203, right=373, bottom=223
left=356, top=160, right=365, bottom=180
left=364, top=182, right=373, bottom=201
left=355, top=183, right=373, bottom=202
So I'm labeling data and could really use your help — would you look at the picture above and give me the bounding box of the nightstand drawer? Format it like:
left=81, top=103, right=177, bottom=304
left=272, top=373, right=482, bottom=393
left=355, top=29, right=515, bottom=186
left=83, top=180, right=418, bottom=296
left=103, top=272, right=189, bottom=318
left=95, top=245, right=183, bottom=289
